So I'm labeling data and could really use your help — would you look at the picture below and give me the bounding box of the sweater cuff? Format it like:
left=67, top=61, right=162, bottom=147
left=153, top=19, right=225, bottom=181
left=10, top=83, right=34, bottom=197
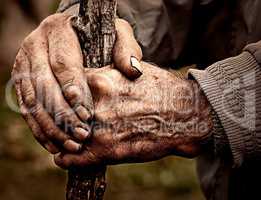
left=189, top=51, right=260, bottom=167
left=210, top=109, right=231, bottom=157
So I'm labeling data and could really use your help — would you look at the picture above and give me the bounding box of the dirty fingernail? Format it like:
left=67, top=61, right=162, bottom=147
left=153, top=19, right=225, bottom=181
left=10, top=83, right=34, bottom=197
left=64, top=140, right=82, bottom=152
left=75, top=127, right=91, bottom=141
left=45, top=142, right=59, bottom=154
left=76, top=105, right=92, bottom=121
left=130, top=56, right=142, bottom=75
left=54, top=153, right=67, bottom=169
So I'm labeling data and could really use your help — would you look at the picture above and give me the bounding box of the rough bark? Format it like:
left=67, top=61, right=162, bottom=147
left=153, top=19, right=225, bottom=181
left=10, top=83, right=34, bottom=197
left=72, top=0, right=116, bottom=68
left=66, top=166, right=107, bottom=200
left=66, top=0, right=116, bottom=200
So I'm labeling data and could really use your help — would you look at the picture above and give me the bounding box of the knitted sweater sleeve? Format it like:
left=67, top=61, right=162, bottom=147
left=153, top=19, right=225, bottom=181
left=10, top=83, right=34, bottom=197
left=189, top=43, right=261, bottom=167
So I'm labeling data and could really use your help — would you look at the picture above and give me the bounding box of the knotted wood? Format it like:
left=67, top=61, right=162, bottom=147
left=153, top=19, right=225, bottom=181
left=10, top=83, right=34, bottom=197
left=66, top=0, right=116, bottom=200
left=73, top=0, right=116, bottom=68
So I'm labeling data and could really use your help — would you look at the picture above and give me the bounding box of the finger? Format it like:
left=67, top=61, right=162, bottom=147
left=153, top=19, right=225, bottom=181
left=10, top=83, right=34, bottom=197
left=54, top=151, right=99, bottom=169
left=20, top=96, right=60, bottom=154
left=13, top=57, right=59, bottom=154
left=47, top=14, right=94, bottom=122
left=113, top=19, right=143, bottom=80
left=21, top=28, right=91, bottom=142
left=20, top=64, right=86, bottom=151
left=17, top=48, right=84, bottom=152
left=20, top=77, right=82, bottom=153
left=54, top=153, right=81, bottom=169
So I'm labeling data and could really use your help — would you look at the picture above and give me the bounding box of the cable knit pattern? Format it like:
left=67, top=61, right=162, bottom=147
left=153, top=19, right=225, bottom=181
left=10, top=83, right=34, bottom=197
left=189, top=51, right=261, bottom=167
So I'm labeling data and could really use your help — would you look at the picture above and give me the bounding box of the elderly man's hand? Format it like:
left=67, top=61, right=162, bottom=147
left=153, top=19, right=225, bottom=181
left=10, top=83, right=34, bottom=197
left=12, top=13, right=142, bottom=154
left=54, top=63, right=213, bottom=168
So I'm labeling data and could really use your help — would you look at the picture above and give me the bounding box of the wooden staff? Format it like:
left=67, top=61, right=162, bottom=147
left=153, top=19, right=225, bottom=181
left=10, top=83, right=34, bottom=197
left=66, top=0, right=116, bottom=200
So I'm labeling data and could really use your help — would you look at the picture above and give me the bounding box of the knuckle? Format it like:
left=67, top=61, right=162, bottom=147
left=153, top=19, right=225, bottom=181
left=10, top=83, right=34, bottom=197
left=23, top=89, right=37, bottom=108
left=23, top=35, right=33, bottom=46
left=64, top=84, right=82, bottom=103
left=40, top=19, right=51, bottom=29
left=51, top=54, right=81, bottom=75
left=40, top=13, right=69, bottom=30
left=51, top=54, right=67, bottom=73
left=45, top=128, right=55, bottom=139
left=64, top=140, right=81, bottom=153
left=88, top=74, right=111, bottom=95
left=22, top=31, right=39, bottom=49
left=20, top=106, right=31, bottom=121
left=54, top=109, right=68, bottom=122
left=30, top=103, right=42, bottom=117
left=40, top=15, right=57, bottom=29
left=87, top=150, right=102, bottom=165
left=54, top=110, right=76, bottom=132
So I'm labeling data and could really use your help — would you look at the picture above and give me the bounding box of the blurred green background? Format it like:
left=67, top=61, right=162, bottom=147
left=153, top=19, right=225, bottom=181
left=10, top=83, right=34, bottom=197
left=0, top=1, right=204, bottom=200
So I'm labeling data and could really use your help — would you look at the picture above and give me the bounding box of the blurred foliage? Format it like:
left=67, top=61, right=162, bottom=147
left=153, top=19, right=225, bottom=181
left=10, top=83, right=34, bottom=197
left=0, top=1, right=205, bottom=200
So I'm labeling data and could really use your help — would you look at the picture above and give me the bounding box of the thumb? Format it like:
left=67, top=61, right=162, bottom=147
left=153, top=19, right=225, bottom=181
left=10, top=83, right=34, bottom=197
left=113, top=19, right=143, bottom=80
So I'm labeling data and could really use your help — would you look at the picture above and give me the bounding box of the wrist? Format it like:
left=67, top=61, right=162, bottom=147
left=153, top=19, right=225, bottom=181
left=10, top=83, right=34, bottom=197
left=168, top=76, right=214, bottom=157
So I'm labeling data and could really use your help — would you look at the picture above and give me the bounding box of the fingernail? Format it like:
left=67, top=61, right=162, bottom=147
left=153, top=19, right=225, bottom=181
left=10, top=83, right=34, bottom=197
left=76, top=105, right=92, bottom=122
left=45, top=142, right=59, bottom=154
left=130, top=56, right=142, bottom=75
left=64, top=140, right=82, bottom=152
left=75, top=127, right=91, bottom=141
left=54, top=153, right=67, bottom=169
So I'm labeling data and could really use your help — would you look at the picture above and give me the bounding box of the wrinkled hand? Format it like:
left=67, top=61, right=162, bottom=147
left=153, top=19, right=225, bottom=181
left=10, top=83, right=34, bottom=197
left=54, top=63, right=213, bottom=168
left=12, top=13, right=142, bottom=154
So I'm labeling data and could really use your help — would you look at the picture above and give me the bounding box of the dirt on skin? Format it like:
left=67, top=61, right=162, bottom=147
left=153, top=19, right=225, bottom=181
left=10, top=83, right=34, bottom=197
left=0, top=1, right=204, bottom=200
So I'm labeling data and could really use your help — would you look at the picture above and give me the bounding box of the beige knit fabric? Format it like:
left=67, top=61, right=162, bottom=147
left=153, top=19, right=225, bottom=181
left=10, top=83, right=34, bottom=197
left=189, top=51, right=261, bottom=167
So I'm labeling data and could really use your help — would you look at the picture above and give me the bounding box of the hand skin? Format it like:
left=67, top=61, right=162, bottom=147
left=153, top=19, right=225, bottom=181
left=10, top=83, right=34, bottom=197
left=12, top=13, right=142, bottom=154
left=54, top=63, right=213, bottom=169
